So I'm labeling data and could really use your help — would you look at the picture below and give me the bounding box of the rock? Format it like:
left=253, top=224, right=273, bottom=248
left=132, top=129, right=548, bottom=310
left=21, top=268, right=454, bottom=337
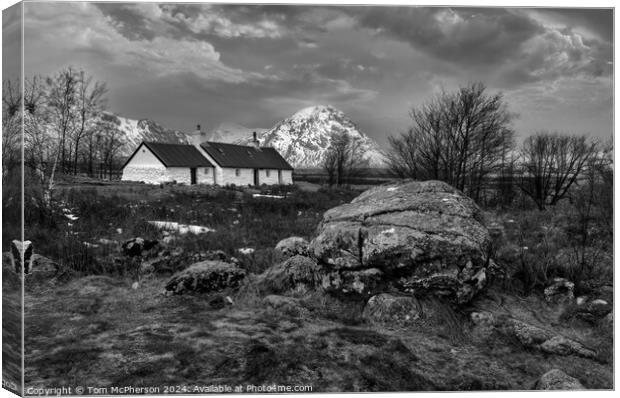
left=470, top=311, right=496, bottom=328
left=363, top=294, right=421, bottom=325
left=121, top=238, right=159, bottom=257
left=165, top=261, right=246, bottom=295
left=539, top=336, right=597, bottom=359
left=505, top=319, right=596, bottom=359
left=321, top=268, right=384, bottom=297
left=148, top=249, right=236, bottom=275
left=309, top=180, right=492, bottom=303
left=534, top=369, right=584, bottom=390
left=255, top=255, right=321, bottom=294
left=275, top=237, right=309, bottom=259
left=544, top=278, right=574, bottom=304
left=576, top=296, right=588, bottom=305
left=507, top=319, right=553, bottom=346
left=263, top=295, right=305, bottom=316
left=11, top=240, right=33, bottom=274
left=566, top=299, right=612, bottom=323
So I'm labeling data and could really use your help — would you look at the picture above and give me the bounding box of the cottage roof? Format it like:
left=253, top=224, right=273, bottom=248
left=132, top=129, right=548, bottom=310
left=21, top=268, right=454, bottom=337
left=200, top=142, right=293, bottom=170
left=124, top=141, right=215, bottom=168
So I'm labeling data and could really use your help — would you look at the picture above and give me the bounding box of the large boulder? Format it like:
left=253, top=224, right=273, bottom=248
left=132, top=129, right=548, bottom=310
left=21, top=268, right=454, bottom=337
left=534, top=369, right=584, bottom=390
left=165, top=261, right=246, bottom=295
left=309, top=180, right=492, bottom=303
left=275, top=237, right=309, bottom=259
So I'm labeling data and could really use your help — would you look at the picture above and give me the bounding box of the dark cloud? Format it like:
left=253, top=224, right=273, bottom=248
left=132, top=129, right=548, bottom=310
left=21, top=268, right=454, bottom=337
left=20, top=2, right=613, bottom=144
left=351, top=7, right=545, bottom=67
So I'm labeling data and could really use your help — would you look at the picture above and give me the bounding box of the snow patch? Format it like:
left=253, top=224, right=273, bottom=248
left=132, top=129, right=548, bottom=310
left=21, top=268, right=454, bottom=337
left=148, top=220, right=215, bottom=235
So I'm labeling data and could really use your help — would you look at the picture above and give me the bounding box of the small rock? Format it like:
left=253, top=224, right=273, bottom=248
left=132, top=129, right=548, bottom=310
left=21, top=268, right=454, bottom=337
left=534, top=369, right=584, bottom=390
left=544, top=278, right=574, bottom=304
left=321, top=268, right=384, bottom=297
left=539, top=335, right=597, bottom=359
left=470, top=311, right=495, bottom=327
left=131, top=282, right=139, bottom=290
left=165, top=260, right=246, bottom=295
left=363, top=293, right=421, bottom=325
left=275, top=236, right=309, bottom=259
left=576, top=296, right=588, bottom=305
left=11, top=240, right=33, bottom=274
left=121, top=238, right=159, bottom=257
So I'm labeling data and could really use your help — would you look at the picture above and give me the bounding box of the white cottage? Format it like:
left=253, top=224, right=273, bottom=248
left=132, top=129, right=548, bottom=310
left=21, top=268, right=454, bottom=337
left=121, top=136, right=294, bottom=186
left=197, top=135, right=294, bottom=186
left=121, top=142, right=216, bottom=184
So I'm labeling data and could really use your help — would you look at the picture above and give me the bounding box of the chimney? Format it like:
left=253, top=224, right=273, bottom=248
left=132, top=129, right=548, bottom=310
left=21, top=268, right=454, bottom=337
left=252, top=131, right=260, bottom=148
left=191, top=123, right=206, bottom=146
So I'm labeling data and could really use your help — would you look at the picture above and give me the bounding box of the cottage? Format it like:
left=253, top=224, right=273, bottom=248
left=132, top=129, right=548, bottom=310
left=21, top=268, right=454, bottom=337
left=121, top=134, right=293, bottom=186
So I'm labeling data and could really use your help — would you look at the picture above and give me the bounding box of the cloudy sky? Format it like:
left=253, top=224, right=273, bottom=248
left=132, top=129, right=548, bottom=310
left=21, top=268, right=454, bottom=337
left=4, top=1, right=614, bottom=147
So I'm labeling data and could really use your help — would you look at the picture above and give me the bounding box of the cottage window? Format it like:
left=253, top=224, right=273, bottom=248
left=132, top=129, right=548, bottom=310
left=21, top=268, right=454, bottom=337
left=266, top=170, right=271, bottom=177
left=204, top=167, right=210, bottom=175
left=235, top=169, right=240, bottom=177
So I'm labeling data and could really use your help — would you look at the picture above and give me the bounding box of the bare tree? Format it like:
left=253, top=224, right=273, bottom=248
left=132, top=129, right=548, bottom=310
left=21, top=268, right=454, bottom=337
left=97, top=120, right=124, bottom=180
left=72, top=71, right=107, bottom=175
left=46, top=67, right=78, bottom=174
left=323, top=132, right=369, bottom=186
left=2, top=79, right=22, bottom=185
left=517, top=132, right=597, bottom=210
left=387, top=82, right=515, bottom=202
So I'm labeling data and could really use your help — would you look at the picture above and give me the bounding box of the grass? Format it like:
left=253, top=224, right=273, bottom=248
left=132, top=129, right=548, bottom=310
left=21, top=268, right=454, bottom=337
left=5, top=177, right=613, bottom=391
left=4, top=182, right=358, bottom=277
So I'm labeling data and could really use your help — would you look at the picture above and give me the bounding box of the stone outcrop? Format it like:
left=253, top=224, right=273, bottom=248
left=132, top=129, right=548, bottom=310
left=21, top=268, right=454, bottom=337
left=534, top=369, right=584, bottom=390
left=165, top=261, right=246, bottom=295
left=309, top=180, right=492, bottom=303
left=275, top=237, right=309, bottom=259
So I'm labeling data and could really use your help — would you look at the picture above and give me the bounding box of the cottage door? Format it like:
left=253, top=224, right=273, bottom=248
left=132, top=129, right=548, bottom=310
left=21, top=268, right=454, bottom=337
left=190, top=168, right=197, bottom=185
left=253, top=169, right=259, bottom=186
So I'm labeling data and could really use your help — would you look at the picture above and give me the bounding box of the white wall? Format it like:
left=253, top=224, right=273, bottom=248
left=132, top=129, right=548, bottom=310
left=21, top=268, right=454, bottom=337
left=197, top=166, right=216, bottom=185
left=126, top=144, right=162, bottom=166
left=258, top=169, right=279, bottom=185
left=221, top=167, right=254, bottom=186
left=280, top=169, right=293, bottom=185
left=122, top=165, right=167, bottom=184
left=165, top=167, right=190, bottom=184
left=122, top=144, right=168, bottom=184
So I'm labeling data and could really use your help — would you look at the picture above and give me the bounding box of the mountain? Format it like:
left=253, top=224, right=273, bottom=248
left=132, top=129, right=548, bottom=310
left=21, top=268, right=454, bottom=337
left=235, top=105, right=386, bottom=169
left=206, top=122, right=267, bottom=144
left=100, top=112, right=191, bottom=157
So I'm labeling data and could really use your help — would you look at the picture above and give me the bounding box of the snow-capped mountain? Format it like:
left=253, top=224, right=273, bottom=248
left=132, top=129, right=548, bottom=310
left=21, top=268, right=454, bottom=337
left=100, top=112, right=191, bottom=156
left=236, top=105, right=386, bottom=168
left=205, top=122, right=267, bottom=144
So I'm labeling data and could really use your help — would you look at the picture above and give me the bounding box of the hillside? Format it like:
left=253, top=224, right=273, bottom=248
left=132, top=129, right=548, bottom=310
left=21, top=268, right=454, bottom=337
left=100, top=112, right=191, bottom=157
